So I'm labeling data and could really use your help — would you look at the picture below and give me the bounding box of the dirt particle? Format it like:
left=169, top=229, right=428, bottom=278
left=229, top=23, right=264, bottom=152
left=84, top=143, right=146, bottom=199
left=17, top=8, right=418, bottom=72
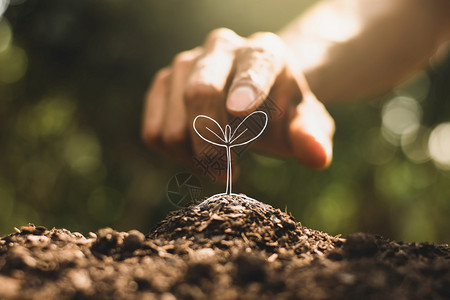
left=235, top=253, right=266, bottom=284
left=343, top=232, right=378, bottom=257
left=123, top=230, right=145, bottom=252
left=68, top=269, right=92, bottom=291
left=337, top=272, right=356, bottom=285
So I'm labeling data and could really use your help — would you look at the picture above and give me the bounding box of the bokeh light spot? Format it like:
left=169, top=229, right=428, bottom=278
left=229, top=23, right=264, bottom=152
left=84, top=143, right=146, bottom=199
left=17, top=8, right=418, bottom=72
left=64, top=132, right=102, bottom=175
left=306, top=183, right=358, bottom=234
left=401, top=126, right=430, bottom=164
left=382, top=96, right=422, bottom=145
left=428, top=123, right=450, bottom=170
left=15, top=96, right=76, bottom=140
left=374, top=160, right=414, bottom=200
left=37, top=97, right=76, bottom=137
left=35, top=97, right=75, bottom=136
left=0, top=44, right=27, bottom=83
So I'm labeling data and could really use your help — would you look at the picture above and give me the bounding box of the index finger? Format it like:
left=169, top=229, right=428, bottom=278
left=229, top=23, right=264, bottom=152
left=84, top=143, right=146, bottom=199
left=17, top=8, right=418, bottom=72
left=226, top=32, right=286, bottom=116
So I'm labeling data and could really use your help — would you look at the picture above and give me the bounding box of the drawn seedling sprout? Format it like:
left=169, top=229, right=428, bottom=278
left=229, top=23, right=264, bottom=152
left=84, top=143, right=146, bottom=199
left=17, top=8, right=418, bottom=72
left=193, top=111, right=268, bottom=195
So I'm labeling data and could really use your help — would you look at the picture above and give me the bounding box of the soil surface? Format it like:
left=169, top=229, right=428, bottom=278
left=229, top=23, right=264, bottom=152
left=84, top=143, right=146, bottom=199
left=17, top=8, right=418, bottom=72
left=0, top=194, right=449, bottom=299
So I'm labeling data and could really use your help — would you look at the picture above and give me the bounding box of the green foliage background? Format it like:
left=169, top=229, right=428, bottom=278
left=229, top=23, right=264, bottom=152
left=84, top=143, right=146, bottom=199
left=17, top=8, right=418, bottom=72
left=1, top=0, right=449, bottom=242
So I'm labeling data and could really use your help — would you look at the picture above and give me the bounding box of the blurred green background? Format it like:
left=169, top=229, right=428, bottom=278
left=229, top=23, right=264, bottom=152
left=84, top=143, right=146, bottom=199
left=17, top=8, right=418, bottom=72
left=1, top=0, right=449, bottom=243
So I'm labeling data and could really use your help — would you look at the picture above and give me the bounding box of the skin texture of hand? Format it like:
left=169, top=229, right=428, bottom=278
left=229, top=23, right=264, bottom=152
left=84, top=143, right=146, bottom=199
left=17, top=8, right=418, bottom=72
left=142, top=28, right=335, bottom=178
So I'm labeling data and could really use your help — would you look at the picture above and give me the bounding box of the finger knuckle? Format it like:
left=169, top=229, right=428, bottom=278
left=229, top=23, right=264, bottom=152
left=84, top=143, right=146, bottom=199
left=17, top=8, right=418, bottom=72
left=246, top=32, right=284, bottom=55
left=251, top=31, right=282, bottom=44
left=184, top=83, right=221, bottom=106
left=206, top=27, right=240, bottom=45
left=153, top=67, right=170, bottom=82
left=161, top=128, right=186, bottom=147
left=172, top=50, right=196, bottom=68
left=141, top=126, right=161, bottom=147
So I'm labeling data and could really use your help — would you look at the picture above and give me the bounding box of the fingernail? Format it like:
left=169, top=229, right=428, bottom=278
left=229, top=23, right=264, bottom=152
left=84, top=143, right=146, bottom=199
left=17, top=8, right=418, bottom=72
left=314, top=134, right=333, bottom=168
left=227, top=85, right=256, bottom=112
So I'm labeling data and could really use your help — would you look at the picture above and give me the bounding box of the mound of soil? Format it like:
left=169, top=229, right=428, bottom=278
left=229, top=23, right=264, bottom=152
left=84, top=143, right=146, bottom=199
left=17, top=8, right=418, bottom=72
left=0, top=194, right=449, bottom=299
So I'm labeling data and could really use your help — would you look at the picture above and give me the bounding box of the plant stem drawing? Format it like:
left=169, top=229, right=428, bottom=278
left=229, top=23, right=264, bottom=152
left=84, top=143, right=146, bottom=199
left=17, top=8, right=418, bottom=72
left=193, top=111, right=268, bottom=195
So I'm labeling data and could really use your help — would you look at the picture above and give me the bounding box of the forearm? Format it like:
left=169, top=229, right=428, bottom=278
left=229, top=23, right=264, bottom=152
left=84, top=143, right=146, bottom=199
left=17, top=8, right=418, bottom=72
left=279, top=0, right=450, bottom=103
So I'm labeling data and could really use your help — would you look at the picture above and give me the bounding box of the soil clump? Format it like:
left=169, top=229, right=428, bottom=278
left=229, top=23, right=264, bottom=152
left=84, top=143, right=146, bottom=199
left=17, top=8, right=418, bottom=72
left=0, top=194, right=449, bottom=299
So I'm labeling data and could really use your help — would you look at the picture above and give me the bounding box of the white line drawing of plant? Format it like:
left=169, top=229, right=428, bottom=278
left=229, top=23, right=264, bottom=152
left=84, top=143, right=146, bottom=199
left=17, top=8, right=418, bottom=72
left=193, top=111, right=268, bottom=195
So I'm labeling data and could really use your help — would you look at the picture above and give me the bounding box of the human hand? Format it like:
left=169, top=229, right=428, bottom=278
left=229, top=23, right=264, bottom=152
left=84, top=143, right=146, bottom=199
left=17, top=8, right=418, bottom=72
left=142, top=28, right=335, bottom=178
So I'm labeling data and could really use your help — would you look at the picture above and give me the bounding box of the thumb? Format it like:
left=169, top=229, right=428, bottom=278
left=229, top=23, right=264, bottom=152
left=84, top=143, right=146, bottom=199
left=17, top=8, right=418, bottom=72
left=289, top=76, right=335, bottom=169
left=226, top=32, right=285, bottom=116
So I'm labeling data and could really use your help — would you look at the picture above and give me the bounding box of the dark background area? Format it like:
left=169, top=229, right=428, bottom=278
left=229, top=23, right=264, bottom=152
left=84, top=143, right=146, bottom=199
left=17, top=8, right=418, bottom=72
left=0, top=0, right=449, bottom=243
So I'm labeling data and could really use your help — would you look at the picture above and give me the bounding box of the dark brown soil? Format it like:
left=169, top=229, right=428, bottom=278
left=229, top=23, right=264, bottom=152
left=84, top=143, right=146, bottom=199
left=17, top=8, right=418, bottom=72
left=0, top=194, right=449, bottom=299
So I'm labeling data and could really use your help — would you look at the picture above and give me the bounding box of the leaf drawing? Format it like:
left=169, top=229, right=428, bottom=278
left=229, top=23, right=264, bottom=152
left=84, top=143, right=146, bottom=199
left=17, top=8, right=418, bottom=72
left=193, top=115, right=226, bottom=147
left=193, top=111, right=268, bottom=195
left=229, top=112, right=268, bottom=148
